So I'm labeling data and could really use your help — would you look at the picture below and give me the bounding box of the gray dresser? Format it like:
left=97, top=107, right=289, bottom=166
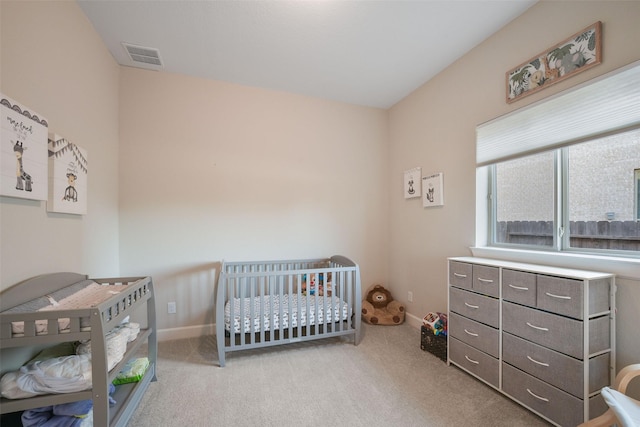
left=447, top=257, right=615, bottom=427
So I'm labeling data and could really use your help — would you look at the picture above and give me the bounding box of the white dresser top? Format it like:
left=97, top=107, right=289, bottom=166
left=449, top=257, right=614, bottom=280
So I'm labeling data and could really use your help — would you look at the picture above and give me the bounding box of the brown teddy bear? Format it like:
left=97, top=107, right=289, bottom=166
left=361, top=284, right=405, bottom=325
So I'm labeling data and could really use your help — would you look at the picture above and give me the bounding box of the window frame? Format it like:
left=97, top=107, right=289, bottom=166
left=636, top=168, right=640, bottom=221
left=474, top=61, right=640, bottom=277
left=484, top=129, right=640, bottom=261
left=474, top=162, right=640, bottom=279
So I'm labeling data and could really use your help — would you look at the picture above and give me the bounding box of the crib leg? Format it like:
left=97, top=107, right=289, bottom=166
left=217, top=333, right=226, bottom=367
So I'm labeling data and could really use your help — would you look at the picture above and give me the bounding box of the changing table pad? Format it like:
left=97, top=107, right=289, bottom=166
left=5, top=280, right=128, bottom=337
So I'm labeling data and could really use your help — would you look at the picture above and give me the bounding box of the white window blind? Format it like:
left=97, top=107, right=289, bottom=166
left=476, top=61, right=640, bottom=166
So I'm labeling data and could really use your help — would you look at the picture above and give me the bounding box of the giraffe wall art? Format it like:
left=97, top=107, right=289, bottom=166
left=1, top=94, right=49, bottom=201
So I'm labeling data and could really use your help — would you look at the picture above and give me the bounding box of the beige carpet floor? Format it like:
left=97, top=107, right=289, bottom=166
left=128, top=323, right=551, bottom=426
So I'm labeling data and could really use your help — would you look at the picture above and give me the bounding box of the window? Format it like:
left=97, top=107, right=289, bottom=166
left=567, top=131, right=640, bottom=252
left=494, top=151, right=555, bottom=248
left=477, top=61, right=640, bottom=259
left=491, top=129, right=640, bottom=255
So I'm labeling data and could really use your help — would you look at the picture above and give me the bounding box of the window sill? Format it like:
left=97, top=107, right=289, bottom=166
left=470, top=246, right=640, bottom=280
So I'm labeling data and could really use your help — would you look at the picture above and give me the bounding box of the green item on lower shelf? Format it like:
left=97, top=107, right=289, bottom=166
left=113, top=357, right=150, bottom=385
left=28, top=342, right=77, bottom=363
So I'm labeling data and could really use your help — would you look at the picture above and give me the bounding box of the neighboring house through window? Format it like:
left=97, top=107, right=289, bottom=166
left=492, top=129, right=640, bottom=254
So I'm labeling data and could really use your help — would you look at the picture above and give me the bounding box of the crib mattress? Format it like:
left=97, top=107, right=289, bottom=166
left=225, top=294, right=349, bottom=334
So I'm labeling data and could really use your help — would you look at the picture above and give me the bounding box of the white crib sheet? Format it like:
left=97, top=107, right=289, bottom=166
left=225, top=294, right=349, bottom=334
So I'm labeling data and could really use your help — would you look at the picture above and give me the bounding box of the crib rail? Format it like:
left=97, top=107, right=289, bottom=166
left=216, top=255, right=361, bottom=367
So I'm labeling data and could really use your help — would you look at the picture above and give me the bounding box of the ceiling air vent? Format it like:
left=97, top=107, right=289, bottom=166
left=122, top=42, right=163, bottom=68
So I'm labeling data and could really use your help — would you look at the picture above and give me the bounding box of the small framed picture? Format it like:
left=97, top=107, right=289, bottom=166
left=47, top=133, right=88, bottom=215
left=422, top=172, right=444, bottom=207
left=1, top=94, right=49, bottom=201
left=404, top=167, right=421, bottom=199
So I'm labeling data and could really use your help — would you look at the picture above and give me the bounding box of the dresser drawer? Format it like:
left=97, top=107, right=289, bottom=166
left=502, top=363, right=583, bottom=427
left=449, top=261, right=472, bottom=289
left=538, top=275, right=612, bottom=320
left=450, top=287, right=499, bottom=328
left=473, top=265, right=499, bottom=297
left=449, top=337, right=499, bottom=388
left=502, top=332, right=610, bottom=398
left=537, top=275, right=584, bottom=319
left=503, top=301, right=582, bottom=358
left=449, top=312, right=499, bottom=358
left=502, top=269, right=536, bottom=307
left=503, top=302, right=610, bottom=359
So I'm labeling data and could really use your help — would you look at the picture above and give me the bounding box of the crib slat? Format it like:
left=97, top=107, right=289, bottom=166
left=305, top=274, right=311, bottom=336
left=276, top=274, right=283, bottom=342
left=287, top=274, right=294, bottom=340
left=296, top=273, right=303, bottom=340
left=256, top=274, right=263, bottom=345
left=234, top=275, right=240, bottom=348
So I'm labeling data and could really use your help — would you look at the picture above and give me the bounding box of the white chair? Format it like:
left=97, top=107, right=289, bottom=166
left=579, top=364, right=640, bottom=427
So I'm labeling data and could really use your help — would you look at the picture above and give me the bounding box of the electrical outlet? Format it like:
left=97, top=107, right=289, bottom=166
left=408, top=291, right=413, bottom=302
left=168, top=301, right=176, bottom=314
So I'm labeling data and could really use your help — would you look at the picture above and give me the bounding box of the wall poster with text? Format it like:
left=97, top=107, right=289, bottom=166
left=1, top=94, right=49, bottom=201
left=422, top=172, right=444, bottom=208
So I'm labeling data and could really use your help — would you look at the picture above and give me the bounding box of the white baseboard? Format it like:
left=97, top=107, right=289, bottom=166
left=157, top=323, right=215, bottom=341
left=158, top=316, right=424, bottom=342
left=405, top=312, right=422, bottom=329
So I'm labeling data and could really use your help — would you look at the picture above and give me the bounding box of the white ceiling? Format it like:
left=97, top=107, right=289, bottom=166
left=77, top=0, right=536, bottom=109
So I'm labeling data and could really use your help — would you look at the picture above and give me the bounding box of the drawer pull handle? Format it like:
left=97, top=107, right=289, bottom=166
left=464, top=355, right=479, bottom=365
left=526, top=388, right=549, bottom=402
left=477, top=277, right=494, bottom=283
left=526, top=322, right=549, bottom=332
left=527, top=355, right=550, bottom=367
left=464, top=329, right=479, bottom=337
left=454, top=273, right=467, bottom=278
left=508, top=284, right=529, bottom=291
left=545, top=292, right=571, bottom=300
left=464, top=302, right=479, bottom=309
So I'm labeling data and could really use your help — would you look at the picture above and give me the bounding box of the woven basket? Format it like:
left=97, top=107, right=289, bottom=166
left=420, top=325, right=447, bottom=362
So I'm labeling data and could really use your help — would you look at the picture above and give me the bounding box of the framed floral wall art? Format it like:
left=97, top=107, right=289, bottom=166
left=506, top=21, right=602, bottom=103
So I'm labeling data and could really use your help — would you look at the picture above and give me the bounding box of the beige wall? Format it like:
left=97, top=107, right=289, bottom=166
left=118, top=68, right=389, bottom=335
left=2, top=0, right=639, bottom=396
left=1, top=0, right=120, bottom=368
left=1, top=1, right=120, bottom=288
left=388, top=0, right=640, bottom=393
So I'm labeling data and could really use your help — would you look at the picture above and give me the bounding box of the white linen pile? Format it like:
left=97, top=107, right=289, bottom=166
left=225, top=294, right=350, bottom=334
left=0, top=323, right=140, bottom=399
